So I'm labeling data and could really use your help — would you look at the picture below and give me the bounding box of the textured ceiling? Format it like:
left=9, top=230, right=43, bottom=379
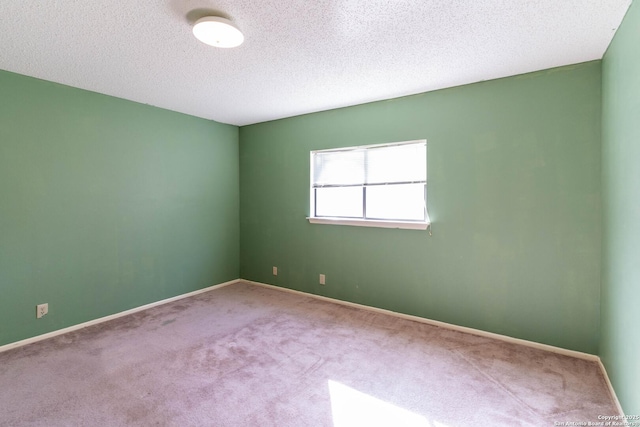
left=0, top=0, right=632, bottom=126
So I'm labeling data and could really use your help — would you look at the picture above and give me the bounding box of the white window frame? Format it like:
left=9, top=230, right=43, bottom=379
left=308, top=140, right=430, bottom=230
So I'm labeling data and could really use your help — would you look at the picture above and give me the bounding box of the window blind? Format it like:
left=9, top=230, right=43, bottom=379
left=312, top=141, right=426, bottom=188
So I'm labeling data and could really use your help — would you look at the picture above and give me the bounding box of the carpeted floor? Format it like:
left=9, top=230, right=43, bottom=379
left=0, top=281, right=619, bottom=426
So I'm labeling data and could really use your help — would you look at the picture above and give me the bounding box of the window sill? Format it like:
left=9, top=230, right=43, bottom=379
left=307, top=217, right=430, bottom=230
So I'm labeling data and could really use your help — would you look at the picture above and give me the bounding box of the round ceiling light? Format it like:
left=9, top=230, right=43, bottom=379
left=192, top=16, right=244, bottom=48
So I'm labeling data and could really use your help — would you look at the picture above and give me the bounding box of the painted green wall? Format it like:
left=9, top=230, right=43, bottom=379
left=240, top=62, right=602, bottom=354
left=601, top=0, right=640, bottom=415
left=0, top=70, right=239, bottom=347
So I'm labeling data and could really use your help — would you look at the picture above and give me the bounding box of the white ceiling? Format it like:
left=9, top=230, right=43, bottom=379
left=0, top=0, right=632, bottom=126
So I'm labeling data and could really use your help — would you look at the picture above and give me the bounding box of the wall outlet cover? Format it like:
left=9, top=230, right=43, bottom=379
left=36, top=303, right=48, bottom=319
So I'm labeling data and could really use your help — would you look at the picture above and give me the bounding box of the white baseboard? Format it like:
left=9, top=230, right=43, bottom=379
left=0, top=279, right=241, bottom=354
left=598, top=359, right=625, bottom=416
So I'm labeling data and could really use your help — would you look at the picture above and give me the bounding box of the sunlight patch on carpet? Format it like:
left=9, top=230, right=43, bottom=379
left=328, top=379, right=449, bottom=427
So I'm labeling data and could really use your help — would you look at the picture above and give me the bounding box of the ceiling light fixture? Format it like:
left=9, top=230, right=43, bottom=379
left=192, top=16, right=244, bottom=48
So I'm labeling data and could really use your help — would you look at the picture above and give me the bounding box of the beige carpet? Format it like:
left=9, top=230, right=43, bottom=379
left=0, top=281, right=619, bottom=426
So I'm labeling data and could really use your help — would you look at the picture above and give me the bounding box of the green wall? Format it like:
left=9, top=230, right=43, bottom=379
left=240, top=62, right=602, bottom=354
left=601, top=0, right=640, bottom=414
left=0, top=70, right=239, bottom=347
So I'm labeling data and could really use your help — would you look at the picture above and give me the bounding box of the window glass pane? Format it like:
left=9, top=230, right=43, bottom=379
left=366, top=143, right=426, bottom=185
left=313, top=150, right=365, bottom=186
left=315, top=187, right=363, bottom=218
left=366, top=184, right=425, bottom=221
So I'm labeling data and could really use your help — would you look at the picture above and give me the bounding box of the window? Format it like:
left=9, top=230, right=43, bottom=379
left=308, top=140, right=429, bottom=230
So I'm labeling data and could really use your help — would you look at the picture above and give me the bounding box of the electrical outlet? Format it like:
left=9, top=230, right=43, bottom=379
left=272, top=266, right=278, bottom=276
left=319, top=274, right=326, bottom=285
left=36, top=303, right=48, bottom=319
